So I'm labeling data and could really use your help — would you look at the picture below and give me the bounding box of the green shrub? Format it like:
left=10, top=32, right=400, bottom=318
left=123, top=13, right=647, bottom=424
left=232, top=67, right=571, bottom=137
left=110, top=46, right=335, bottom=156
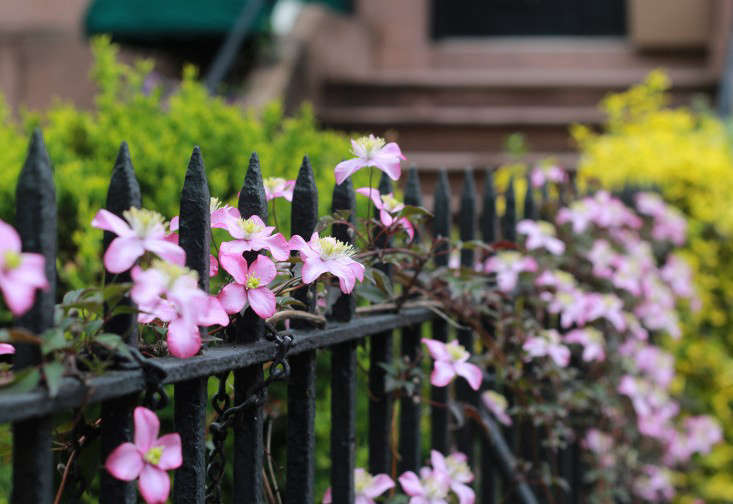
left=0, top=36, right=353, bottom=289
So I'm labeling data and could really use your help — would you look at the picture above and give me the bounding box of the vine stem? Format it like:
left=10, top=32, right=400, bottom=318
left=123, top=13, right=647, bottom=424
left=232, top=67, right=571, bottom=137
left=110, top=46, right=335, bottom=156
left=270, top=199, right=280, bottom=231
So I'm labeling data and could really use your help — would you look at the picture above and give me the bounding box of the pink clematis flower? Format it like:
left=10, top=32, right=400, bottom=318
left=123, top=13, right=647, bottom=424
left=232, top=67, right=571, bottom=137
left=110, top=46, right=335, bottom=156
left=219, top=214, right=289, bottom=261
left=530, top=164, right=567, bottom=188
left=334, top=135, right=406, bottom=185
left=217, top=254, right=277, bottom=319
left=586, top=240, right=617, bottom=279
left=422, top=338, right=482, bottom=391
left=483, top=252, right=537, bottom=292
left=289, top=232, right=365, bottom=294
left=481, top=390, right=512, bottom=426
left=356, top=187, right=414, bottom=241
left=399, top=467, right=452, bottom=504
left=131, top=262, right=229, bottom=358
left=633, top=466, right=675, bottom=502
left=105, top=407, right=182, bottom=504
left=322, top=468, right=394, bottom=504
left=92, top=208, right=185, bottom=274
left=635, top=192, right=687, bottom=245
left=583, top=429, right=615, bottom=468
left=523, top=330, right=570, bottom=367
left=264, top=177, right=296, bottom=202
left=0, top=343, right=14, bottom=355
left=430, top=451, right=475, bottom=504
left=564, top=328, right=605, bottom=362
left=0, top=220, right=48, bottom=316
left=516, top=220, right=565, bottom=255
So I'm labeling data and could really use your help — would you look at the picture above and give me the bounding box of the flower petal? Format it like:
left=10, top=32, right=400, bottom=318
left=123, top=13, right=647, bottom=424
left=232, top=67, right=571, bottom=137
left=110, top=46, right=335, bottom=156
left=364, top=473, right=395, bottom=498
left=454, top=362, right=483, bottom=391
left=398, top=471, right=424, bottom=497
left=217, top=283, right=248, bottom=315
left=372, top=157, right=401, bottom=181
left=452, top=482, right=476, bottom=504
left=145, top=239, right=186, bottom=266
left=104, top=236, right=145, bottom=273
left=421, top=338, right=450, bottom=361
left=105, top=442, right=144, bottom=481
left=322, top=487, right=332, bottom=504
left=302, top=259, right=330, bottom=285
left=209, top=255, right=219, bottom=277
left=198, top=296, right=230, bottom=327
left=0, top=220, right=21, bottom=253
left=156, top=433, right=183, bottom=471
left=0, top=279, right=36, bottom=316
left=92, top=209, right=134, bottom=237
left=0, top=343, right=14, bottom=355
left=167, top=318, right=202, bottom=358
left=356, top=187, right=384, bottom=210
left=265, top=233, right=291, bottom=261
left=138, top=465, right=171, bottom=504
left=134, top=407, right=160, bottom=453
left=431, top=361, right=456, bottom=387
left=248, top=287, right=277, bottom=319
left=219, top=252, right=249, bottom=284
left=430, top=450, right=447, bottom=473
left=250, top=255, right=277, bottom=284
left=334, top=158, right=366, bottom=185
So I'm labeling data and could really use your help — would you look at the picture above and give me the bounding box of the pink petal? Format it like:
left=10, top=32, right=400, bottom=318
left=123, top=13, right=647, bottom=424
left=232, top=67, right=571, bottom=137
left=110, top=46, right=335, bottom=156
left=130, top=266, right=167, bottom=306
left=322, top=487, right=332, bottom=504
left=421, top=338, right=450, bottom=361
left=356, top=187, right=384, bottom=210
left=104, top=442, right=144, bottom=481
left=549, top=346, right=570, bottom=368
left=372, top=158, right=401, bottom=181
left=219, top=252, right=249, bottom=284
left=219, top=240, right=250, bottom=259
left=363, top=473, right=395, bottom=498
left=134, top=407, right=160, bottom=453
left=398, top=471, right=424, bottom=497
left=380, top=210, right=394, bottom=227
left=14, top=254, right=48, bottom=288
left=288, top=234, right=309, bottom=253
left=167, top=318, right=202, bottom=358
left=264, top=233, right=290, bottom=261
left=92, top=209, right=134, bottom=237
left=155, top=433, right=183, bottom=471
left=431, top=361, right=456, bottom=387
left=334, top=158, right=366, bottom=185
left=138, top=465, right=171, bottom=504
left=0, top=343, right=14, bottom=355
left=355, top=496, right=373, bottom=504
left=454, top=362, right=482, bottom=391
left=169, top=216, right=179, bottom=232
left=250, top=255, right=277, bottom=284
left=198, top=296, right=230, bottom=327
left=430, top=450, right=447, bottom=473
left=145, top=239, right=186, bottom=266
left=301, top=259, right=330, bottom=285
left=348, top=261, right=365, bottom=282
left=217, top=283, right=248, bottom=315
left=104, top=236, right=145, bottom=273
left=0, top=220, right=20, bottom=253
left=248, top=287, right=277, bottom=319
left=209, top=255, right=219, bottom=277
left=398, top=218, right=414, bottom=242
left=380, top=142, right=405, bottom=160
left=0, top=278, right=36, bottom=316
left=452, top=482, right=476, bottom=504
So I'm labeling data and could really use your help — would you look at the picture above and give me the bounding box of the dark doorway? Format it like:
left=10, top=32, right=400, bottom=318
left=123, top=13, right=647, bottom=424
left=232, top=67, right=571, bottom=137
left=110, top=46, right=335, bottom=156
left=432, top=0, right=627, bottom=39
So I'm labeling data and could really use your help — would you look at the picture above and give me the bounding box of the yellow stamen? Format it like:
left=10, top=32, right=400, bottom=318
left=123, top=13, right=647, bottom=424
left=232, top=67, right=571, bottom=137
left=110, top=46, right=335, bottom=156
left=144, top=446, right=164, bottom=465
left=4, top=251, right=21, bottom=270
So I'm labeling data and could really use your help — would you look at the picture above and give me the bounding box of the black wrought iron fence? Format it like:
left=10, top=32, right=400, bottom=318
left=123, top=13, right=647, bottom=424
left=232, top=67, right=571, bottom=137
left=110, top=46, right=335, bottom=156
left=0, top=130, right=570, bottom=504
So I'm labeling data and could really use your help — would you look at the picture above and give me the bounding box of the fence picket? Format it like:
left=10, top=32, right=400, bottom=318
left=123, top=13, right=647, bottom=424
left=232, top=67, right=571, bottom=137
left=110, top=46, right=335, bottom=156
left=368, top=172, right=395, bottom=475
left=286, top=156, right=319, bottom=504
left=12, top=129, right=56, bottom=504
left=456, top=168, right=478, bottom=461
left=174, top=147, right=211, bottom=503
left=99, top=141, right=141, bottom=504
left=233, top=153, right=268, bottom=504
left=329, top=177, right=357, bottom=502
left=398, top=166, right=423, bottom=473
left=430, top=169, right=451, bottom=454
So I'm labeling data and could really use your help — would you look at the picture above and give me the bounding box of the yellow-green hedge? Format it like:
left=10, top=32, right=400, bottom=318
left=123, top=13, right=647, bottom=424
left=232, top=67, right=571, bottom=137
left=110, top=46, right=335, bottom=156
left=575, top=71, right=733, bottom=502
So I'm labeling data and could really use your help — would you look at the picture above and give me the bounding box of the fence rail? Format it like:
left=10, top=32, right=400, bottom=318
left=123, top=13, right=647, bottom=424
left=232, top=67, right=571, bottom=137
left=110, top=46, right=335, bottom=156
left=0, top=130, right=550, bottom=504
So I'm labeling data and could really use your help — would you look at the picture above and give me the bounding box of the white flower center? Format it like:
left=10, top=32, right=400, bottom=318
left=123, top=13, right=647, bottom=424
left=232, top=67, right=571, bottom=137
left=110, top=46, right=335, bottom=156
left=317, top=237, right=354, bottom=260
left=264, top=177, right=287, bottom=192
left=445, top=341, right=469, bottom=361
left=144, top=446, right=164, bottom=465
left=237, top=217, right=265, bottom=239
left=3, top=251, right=21, bottom=270
left=354, top=471, right=372, bottom=494
left=537, top=221, right=556, bottom=236
left=123, top=207, right=165, bottom=238
left=354, top=135, right=386, bottom=158
left=381, top=194, right=402, bottom=212
left=210, top=197, right=224, bottom=213
left=423, top=474, right=446, bottom=499
left=246, top=275, right=261, bottom=289
left=151, top=259, right=198, bottom=289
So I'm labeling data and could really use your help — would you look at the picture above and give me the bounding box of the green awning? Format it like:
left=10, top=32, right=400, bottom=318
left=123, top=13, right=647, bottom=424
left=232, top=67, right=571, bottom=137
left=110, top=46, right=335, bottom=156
left=84, top=0, right=272, bottom=40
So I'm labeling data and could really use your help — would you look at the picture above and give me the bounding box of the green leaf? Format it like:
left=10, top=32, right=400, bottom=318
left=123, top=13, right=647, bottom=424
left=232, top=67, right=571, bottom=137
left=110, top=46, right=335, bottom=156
left=41, top=328, right=69, bottom=354
left=103, top=283, right=131, bottom=304
left=94, top=333, right=132, bottom=359
left=1, top=367, right=41, bottom=393
left=371, top=268, right=393, bottom=297
left=399, top=205, right=433, bottom=218
left=43, top=362, right=65, bottom=398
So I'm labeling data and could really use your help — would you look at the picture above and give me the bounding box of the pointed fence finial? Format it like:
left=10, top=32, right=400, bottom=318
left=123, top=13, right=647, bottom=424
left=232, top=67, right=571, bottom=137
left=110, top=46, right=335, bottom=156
left=291, top=155, right=319, bottom=239
left=180, top=146, right=211, bottom=290
left=524, top=174, right=536, bottom=220
left=459, top=168, right=476, bottom=266
left=238, top=153, right=268, bottom=220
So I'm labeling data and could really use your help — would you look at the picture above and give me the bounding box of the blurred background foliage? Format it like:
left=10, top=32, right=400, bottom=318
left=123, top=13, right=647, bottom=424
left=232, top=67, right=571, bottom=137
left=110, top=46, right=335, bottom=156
left=574, top=72, right=733, bottom=502
left=0, top=36, right=353, bottom=291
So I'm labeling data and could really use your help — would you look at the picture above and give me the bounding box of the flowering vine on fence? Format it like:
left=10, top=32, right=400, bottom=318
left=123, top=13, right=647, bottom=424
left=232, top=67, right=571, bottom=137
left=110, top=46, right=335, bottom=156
left=0, top=131, right=722, bottom=503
